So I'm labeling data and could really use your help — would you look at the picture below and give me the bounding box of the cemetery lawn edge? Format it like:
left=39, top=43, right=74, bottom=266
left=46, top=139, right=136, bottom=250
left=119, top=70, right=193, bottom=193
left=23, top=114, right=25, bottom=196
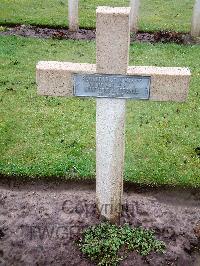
left=0, top=0, right=194, bottom=33
left=0, top=35, right=200, bottom=187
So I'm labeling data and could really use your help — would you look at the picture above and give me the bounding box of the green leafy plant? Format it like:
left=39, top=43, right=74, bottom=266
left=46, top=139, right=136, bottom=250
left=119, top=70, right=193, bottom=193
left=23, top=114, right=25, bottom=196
left=78, top=222, right=166, bottom=266
left=0, top=26, right=7, bottom=31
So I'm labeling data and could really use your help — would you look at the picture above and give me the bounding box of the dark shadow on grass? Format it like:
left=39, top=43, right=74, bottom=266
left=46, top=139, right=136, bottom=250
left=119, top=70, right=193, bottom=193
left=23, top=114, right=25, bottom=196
left=0, top=174, right=200, bottom=196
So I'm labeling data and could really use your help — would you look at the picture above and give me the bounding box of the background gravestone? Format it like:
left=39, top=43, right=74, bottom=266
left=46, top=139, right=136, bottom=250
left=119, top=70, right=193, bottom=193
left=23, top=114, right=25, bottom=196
left=191, top=0, right=200, bottom=37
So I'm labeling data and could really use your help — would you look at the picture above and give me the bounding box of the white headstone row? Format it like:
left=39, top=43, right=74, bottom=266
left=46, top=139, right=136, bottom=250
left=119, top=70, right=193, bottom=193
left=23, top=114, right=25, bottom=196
left=68, top=0, right=200, bottom=37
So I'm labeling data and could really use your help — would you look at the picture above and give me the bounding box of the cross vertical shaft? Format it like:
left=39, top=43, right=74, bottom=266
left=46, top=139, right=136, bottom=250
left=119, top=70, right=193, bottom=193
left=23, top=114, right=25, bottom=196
left=96, top=7, right=131, bottom=223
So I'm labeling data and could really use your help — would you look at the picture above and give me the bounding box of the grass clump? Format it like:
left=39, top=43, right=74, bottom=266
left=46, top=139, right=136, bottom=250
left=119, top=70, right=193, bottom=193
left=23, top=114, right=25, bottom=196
left=0, top=26, right=7, bottom=31
left=78, top=222, right=165, bottom=265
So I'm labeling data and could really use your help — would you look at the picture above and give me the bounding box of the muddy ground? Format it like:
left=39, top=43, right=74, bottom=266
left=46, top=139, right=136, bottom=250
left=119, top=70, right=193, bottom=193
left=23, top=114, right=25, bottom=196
left=0, top=177, right=200, bottom=266
left=1, top=25, right=200, bottom=45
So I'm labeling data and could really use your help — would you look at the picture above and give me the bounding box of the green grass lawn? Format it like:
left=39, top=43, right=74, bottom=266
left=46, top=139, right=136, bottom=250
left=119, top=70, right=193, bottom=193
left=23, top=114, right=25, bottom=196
left=0, top=35, right=199, bottom=186
left=0, top=0, right=195, bottom=32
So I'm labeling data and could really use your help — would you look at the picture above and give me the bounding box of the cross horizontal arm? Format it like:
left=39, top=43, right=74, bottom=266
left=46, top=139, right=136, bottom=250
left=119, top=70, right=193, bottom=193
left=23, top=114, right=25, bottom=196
left=36, top=61, right=190, bottom=102
left=36, top=61, right=96, bottom=97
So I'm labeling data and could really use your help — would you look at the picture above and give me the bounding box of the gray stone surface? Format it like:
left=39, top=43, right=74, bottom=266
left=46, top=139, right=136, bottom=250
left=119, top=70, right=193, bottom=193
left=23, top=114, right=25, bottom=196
left=96, top=7, right=131, bottom=223
left=36, top=62, right=96, bottom=97
left=96, top=7, right=130, bottom=75
left=37, top=62, right=190, bottom=102
left=96, top=99, right=125, bottom=222
left=130, top=0, right=140, bottom=32
left=127, top=66, right=190, bottom=102
left=191, top=0, right=200, bottom=37
left=68, top=0, right=79, bottom=31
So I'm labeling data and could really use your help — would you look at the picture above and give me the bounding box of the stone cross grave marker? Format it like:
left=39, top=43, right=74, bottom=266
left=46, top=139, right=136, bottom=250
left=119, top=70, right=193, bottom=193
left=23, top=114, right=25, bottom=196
left=36, top=7, right=191, bottom=223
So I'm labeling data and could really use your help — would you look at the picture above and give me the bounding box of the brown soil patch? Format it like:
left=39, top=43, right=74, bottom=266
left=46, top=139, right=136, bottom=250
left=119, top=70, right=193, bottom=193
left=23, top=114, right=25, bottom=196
left=1, top=25, right=200, bottom=45
left=0, top=177, right=200, bottom=265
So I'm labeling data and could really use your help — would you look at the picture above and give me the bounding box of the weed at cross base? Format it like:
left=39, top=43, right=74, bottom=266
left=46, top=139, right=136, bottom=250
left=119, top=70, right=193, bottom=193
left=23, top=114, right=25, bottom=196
left=78, top=222, right=166, bottom=266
